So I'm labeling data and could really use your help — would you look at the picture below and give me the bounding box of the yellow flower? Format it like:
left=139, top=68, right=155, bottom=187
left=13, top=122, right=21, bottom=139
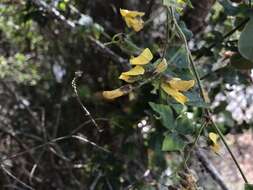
left=120, top=9, right=145, bottom=32
left=118, top=48, right=153, bottom=83
left=103, top=88, right=124, bottom=100
left=161, top=78, right=195, bottom=105
left=154, top=58, right=168, bottom=74
left=130, top=48, right=153, bottom=65
left=119, top=65, right=144, bottom=82
left=209, top=132, right=220, bottom=154
left=120, top=65, right=145, bottom=76
left=168, top=78, right=195, bottom=92
left=103, top=85, right=133, bottom=100
left=118, top=75, right=135, bottom=83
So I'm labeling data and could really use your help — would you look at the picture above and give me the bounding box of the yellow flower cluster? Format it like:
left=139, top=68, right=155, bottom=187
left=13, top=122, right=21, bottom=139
left=103, top=9, right=195, bottom=104
left=103, top=47, right=195, bottom=105
left=103, top=48, right=153, bottom=100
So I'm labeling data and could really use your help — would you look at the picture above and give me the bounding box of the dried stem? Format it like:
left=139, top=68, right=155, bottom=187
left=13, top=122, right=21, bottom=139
left=72, top=72, right=103, bottom=132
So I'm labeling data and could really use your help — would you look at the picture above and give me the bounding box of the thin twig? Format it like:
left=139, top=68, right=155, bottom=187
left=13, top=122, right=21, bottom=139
left=183, top=122, right=209, bottom=167
left=1, top=164, right=35, bottom=190
left=72, top=71, right=103, bottom=132
left=162, top=6, right=169, bottom=59
left=70, top=118, right=108, bottom=135
left=0, top=135, right=110, bottom=165
left=208, top=117, right=248, bottom=183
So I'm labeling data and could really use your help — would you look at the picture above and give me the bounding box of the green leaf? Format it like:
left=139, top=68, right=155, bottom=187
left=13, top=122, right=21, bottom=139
left=166, top=46, right=189, bottom=68
left=185, top=91, right=209, bottom=108
left=230, top=53, right=253, bottom=70
left=175, top=116, right=194, bottom=135
left=162, top=133, right=185, bottom=151
left=239, top=18, right=253, bottom=61
left=220, top=0, right=248, bottom=16
left=149, top=102, right=174, bottom=130
left=179, top=21, right=193, bottom=40
left=120, top=38, right=142, bottom=55
left=245, top=184, right=253, bottom=190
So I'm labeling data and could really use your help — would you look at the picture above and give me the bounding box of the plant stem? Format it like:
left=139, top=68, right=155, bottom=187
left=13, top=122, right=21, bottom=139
left=170, top=7, right=249, bottom=183
left=162, top=6, right=170, bottom=59
left=208, top=115, right=248, bottom=183
left=183, top=122, right=208, bottom=167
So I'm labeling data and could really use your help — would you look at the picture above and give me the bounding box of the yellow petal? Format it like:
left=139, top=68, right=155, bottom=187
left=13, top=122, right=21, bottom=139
left=161, top=83, right=188, bottom=105
left=130, top=48, right=153, bottom=65
left=120, top=9, right=145, bottom=32
left=127, top=17, right=144, bottom=32
left=120, top=65, right=145, bottom=76
left=118, top=74, right=136, bottom=83
left=209, top=132, right=220, bottom=154
left=103, top=89, right=124, bottom=100
left=103, top=85, right=133, bottom=100
left=209, top=132, right=219, bottom=144
left=168, top=78, right=195, bottom=92
left=120, top=9, right=145, bottom=17
left=123, top=17, right=132, bottom=28
left=154, top=58, right=168, bottom=74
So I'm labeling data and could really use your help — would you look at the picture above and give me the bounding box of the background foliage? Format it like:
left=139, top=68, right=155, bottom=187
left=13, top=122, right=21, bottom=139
left=0, top=0, right=253, bottom=189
